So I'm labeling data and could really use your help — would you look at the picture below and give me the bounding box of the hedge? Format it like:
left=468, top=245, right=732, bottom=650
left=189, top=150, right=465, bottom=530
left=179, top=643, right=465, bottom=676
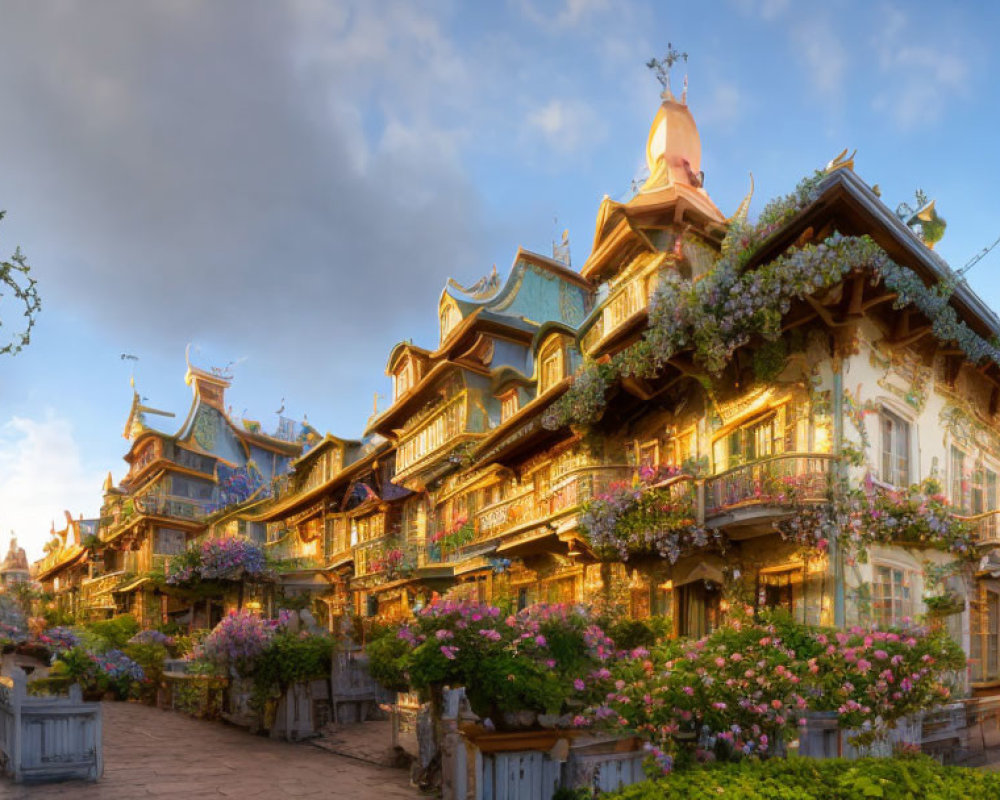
left=607, top=756, right=1000, bottom=800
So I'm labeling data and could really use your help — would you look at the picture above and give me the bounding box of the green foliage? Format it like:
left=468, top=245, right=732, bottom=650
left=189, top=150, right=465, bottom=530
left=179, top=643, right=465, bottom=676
left=366, top=627, right=413, bottom=693
left=82, top=614, right=140, bottom=651
left=603, top=616, right=673, bottom=651
left=123, top=642, right=169, bottom=705
left=249, top=632, right=336, bottom=711
left=27, top=675, right=74, bottom=696
left=752, top=339, right=788, bottom=382
left=606, top=756, right=1000, bottom=800
left=169, top=663, right=227, bottom=719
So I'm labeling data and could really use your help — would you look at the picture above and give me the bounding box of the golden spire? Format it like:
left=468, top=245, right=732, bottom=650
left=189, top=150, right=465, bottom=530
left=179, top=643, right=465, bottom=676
left=640, top=47, right=703, bottom=193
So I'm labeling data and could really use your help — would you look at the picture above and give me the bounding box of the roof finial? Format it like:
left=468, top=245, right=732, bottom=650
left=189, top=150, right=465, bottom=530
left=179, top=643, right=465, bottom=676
left=646, top=43, right=688, bottom=102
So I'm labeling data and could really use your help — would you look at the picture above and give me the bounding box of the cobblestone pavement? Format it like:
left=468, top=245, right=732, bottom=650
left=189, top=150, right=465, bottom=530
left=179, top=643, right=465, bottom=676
left=5, top=702, right=421, bottom=799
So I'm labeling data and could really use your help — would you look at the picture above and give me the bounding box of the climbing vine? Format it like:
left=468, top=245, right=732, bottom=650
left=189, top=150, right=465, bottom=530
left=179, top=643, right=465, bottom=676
left=543, top=171, right=1000, bottom=431
left=0, top=210, right=41, bottom=356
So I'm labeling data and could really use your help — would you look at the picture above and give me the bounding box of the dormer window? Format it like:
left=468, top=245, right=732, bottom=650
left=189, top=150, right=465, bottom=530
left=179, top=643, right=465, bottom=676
left=394, top=360, right=412, bottom=401
left=539, top=338, right=565, bottom=394
left=440, top=299, right=461, bottom=342
left=500, top=390, right=519, bottom=422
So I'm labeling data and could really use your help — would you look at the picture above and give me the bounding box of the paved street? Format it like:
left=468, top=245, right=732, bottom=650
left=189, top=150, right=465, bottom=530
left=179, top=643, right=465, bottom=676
left=5, top=702, right=421, bottom=799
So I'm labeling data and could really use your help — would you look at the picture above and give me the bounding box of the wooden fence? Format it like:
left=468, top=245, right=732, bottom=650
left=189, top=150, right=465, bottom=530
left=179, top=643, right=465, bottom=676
left=0, top=667, right=102, bottom=783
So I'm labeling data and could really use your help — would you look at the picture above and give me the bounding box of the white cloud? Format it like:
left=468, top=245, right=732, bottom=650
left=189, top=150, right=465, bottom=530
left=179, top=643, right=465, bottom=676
left=870, top=7, right=969, bottom=129
left=0, top=414, right=104, bottom=562
left=526, top=98, right=607, bottom=155
left=696, top=81, right=747, bottom=126
left=790, top=17, right=848, bottom=100
left=732, top=0, right=791, bottom=21
left=516, top=0, right=611, bottom=29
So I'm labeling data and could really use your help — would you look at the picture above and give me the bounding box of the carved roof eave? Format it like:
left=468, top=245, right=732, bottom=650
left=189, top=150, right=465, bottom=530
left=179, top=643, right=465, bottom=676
left=470, top=377, right=572, bottom=468
left=581, top=215, right=656, bottom=283
left=234, top=426, right=303, bottom=456
left=747, top=168, right=1000, bottom=377
left=582, top=187, right=726, bottom=283
left=252, top=441, right=392, bottom=523
left=443, top=248, right=592, bottom=311
left=386, top=341, right=433, bottom=376
left=123, top=427, right=175, bottom=462
left=172, top=391, right=301, bottom=461
left=291, top=433, right=359, bottom=468
left=35, top=546, right=88, bottom=582
left=365, top=360, right=488, bottom=438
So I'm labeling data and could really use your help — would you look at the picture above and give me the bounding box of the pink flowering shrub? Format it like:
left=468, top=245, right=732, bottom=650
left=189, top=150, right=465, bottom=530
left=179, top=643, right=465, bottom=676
left=807, top=622, right=964, bottom=745
left=381, top=601, right=624, bottom=724
left=580, top=611, right=964, bottom=771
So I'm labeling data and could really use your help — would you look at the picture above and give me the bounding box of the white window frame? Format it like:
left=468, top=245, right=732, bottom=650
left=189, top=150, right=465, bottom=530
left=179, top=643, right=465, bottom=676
left=879, top=407, right=911, bottom=488
left=872, top=562, right=915, bottom=627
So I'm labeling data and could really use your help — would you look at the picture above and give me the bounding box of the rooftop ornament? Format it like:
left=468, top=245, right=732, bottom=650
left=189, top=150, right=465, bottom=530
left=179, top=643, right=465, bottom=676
left=646, top=43, right=688, bottom=102
left=896, top=189, right=947, bottom=249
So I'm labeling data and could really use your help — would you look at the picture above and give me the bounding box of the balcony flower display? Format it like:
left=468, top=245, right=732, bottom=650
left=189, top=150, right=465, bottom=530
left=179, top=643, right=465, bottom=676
left=581, top=469, right=722, bottom=563
left=166, top=536, right=271, bottom=587
left=776, top=477, right=978, bottom=561
left=370, top=545, right=415, bottom=581
left=430, top=516, right=474, bottom=550
left=545, top=169, right=1000, bottom=433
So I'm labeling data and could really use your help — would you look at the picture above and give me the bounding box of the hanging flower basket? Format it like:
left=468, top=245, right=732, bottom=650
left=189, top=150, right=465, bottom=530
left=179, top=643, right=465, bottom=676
left=924, top=594, right=965, bottom=617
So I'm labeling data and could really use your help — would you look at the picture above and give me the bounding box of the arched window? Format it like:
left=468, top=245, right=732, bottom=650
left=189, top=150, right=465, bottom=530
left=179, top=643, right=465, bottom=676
left=538, top=338, right=565, bottom=394
left=440, top=300, right=460, bottom=342
left=394, top=361, right=412, bottom=401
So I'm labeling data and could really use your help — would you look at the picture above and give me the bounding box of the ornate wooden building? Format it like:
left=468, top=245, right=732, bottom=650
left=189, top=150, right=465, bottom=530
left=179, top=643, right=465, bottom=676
left=35, top=66, right=1000, bottom=694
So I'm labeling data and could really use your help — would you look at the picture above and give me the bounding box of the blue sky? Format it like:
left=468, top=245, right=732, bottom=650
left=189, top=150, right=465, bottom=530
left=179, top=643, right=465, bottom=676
left=1, top=0, right=997, bottom=558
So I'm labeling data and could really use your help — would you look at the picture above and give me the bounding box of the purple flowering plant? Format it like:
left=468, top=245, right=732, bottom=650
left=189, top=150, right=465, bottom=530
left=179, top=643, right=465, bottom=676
left=201, top=610, right=278, bottom=677
left=581, top=469, right=723, bottom=563
left=166, top=536, right=271, bottom=586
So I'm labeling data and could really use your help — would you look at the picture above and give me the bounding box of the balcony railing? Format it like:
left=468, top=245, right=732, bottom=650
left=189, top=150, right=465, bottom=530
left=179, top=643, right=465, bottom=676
left=474, top=465, right=634, bottom=541
left=80, top=570, right=127, bottom=609
left=704, top=453, right=837, bottom=516
left=100, top=494, right=211, bottom=541
left=265, top=532, right=322, bottom=567
left=396, top=393, right=467, bottom=474
left=581, top=271, right=656, bottom=355
left=955, top=509, right=1000, bottom=544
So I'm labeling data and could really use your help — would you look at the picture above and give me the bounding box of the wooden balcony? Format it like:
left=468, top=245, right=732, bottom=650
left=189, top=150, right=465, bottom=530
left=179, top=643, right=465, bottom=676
left=474, top=465, right=634, bottom=541
left=265, top=531, right=322, bottom=569
left=581, top=271, right=657, bottom=356
left=80, top=570, right=128, bottom=612
left=704, top=453, right=836, bottom=517
left=395, top=393, right=468, bottom=476
left=100, top=494, right=209, bottom=542
left=956, top=509, right=1000, bottom=544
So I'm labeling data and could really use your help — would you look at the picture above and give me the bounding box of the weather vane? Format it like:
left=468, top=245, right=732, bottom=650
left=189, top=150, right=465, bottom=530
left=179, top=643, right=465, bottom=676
left=646, top=43, right=688, bottom=101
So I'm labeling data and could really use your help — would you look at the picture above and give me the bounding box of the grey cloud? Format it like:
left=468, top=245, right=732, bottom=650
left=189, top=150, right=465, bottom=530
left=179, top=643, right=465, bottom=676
left=0, top=1, right=487, bottom=429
